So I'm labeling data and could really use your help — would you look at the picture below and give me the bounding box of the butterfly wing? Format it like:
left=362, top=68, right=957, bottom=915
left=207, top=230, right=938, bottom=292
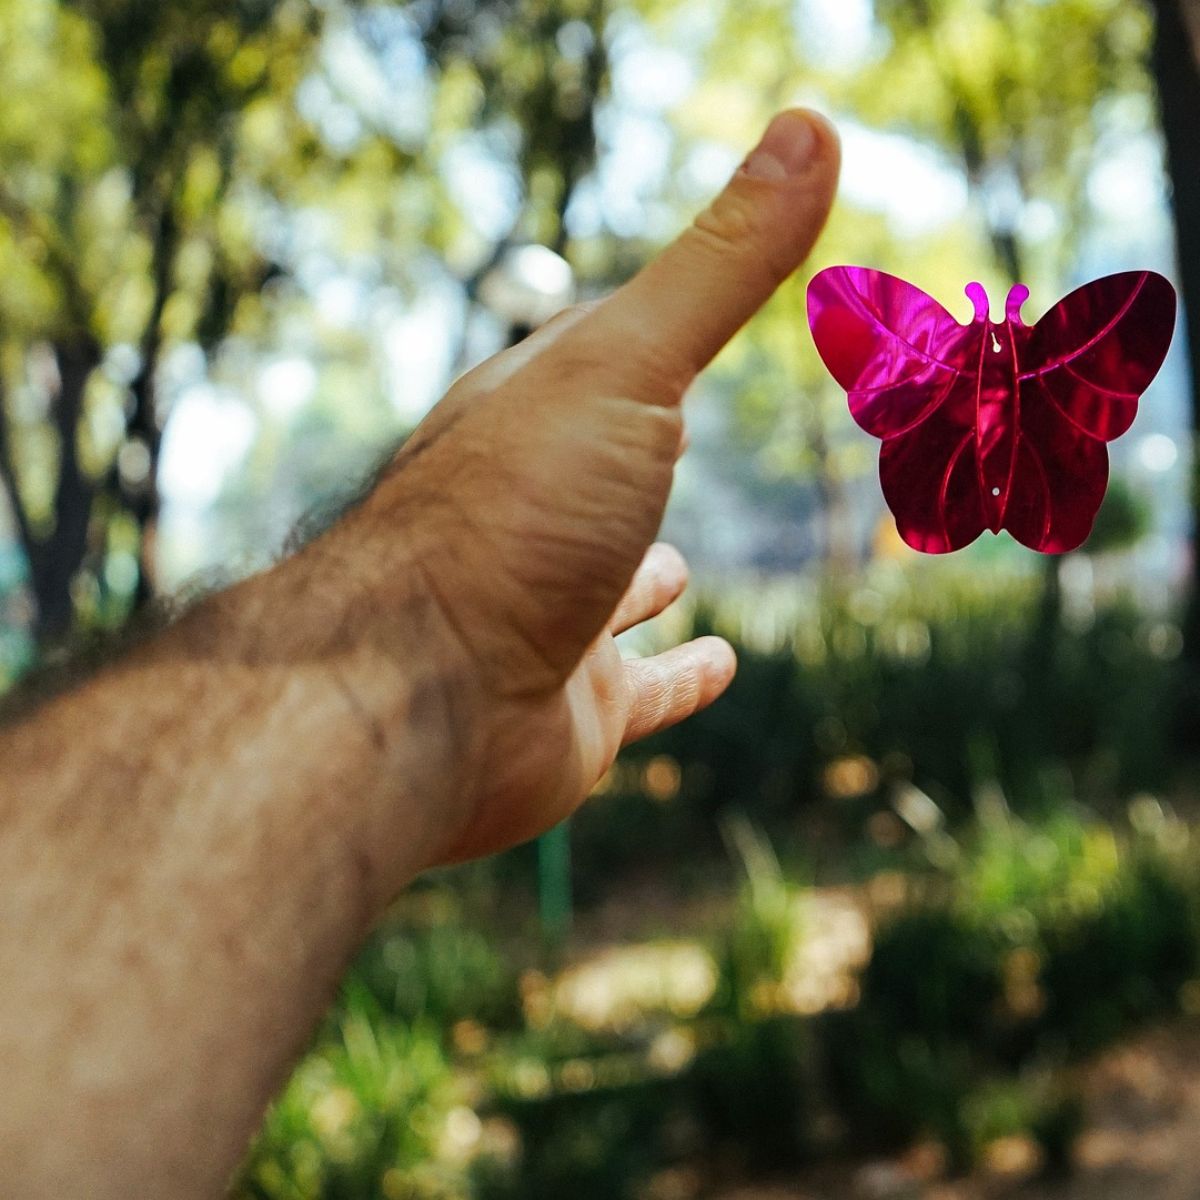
left=1001, top=398, right=1110, bottom=554
left=808, top=266, right=972, bottom=437
left=808, top=266, right=987, bottom=552
left=876, top=385, right=988, bottom=554
left=1020, top=271, right=1177, bottom=440
left=1009, top=271, right=1176, bottom=553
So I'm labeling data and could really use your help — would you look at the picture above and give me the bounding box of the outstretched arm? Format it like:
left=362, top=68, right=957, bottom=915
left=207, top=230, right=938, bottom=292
left=0, top=109, right=839, bottom=1198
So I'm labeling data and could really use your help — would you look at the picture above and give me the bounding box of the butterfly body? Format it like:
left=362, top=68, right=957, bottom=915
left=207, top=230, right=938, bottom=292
left=807, top=267, right=1177, bottom=554
left=971, top=288, right=1026, bottom=533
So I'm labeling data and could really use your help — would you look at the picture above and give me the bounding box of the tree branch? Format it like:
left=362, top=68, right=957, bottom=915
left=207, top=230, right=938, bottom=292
left=0, top=376, right=34, bottom=562
left=0, top=184, right=93, bottom=334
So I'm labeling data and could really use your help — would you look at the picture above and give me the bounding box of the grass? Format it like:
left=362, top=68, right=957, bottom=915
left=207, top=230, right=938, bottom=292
left=3, top=560, right=1189, bottom=1197
left=229, top=568, right=1200, bottom=1196
left=236, top=795, right=1200, bottom=1196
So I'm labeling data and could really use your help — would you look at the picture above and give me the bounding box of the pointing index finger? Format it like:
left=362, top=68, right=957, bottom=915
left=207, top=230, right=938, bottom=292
left=586, top=109, right=841, bottom=395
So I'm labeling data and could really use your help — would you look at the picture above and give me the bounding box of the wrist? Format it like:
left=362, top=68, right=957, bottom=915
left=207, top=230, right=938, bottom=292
left=249, top=512, right=482, bottom=903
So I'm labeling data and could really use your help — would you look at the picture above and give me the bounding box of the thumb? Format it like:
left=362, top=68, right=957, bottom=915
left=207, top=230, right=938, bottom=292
left=590, top=108, right=840, bottom=390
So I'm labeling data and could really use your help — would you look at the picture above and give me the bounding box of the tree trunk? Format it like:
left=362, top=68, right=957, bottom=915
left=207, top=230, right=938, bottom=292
left=0, top=337, right=103, bottom=646
left=1150, top=0, right=1200, bottom=749
left=23, top=336, right=103, bottom=644
left=119, top=207, right=176, bottom=608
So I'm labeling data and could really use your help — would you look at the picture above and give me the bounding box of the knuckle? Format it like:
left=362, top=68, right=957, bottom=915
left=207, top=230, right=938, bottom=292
left=545, top=324, right=623, bottom=383
left=692, top=197, right=758, bottom=256
left=629, top=402, right=685, bottom=464
left=691, top=191, right=795, bottom=288
left=645, top=546, right=686, bottom=599
left=564, top=314, right=692, bottom=403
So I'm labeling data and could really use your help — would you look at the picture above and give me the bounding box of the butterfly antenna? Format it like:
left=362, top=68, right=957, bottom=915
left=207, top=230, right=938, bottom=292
left=1006, top=284, right=1030, bottom=325
left=964, top=282, right=990, bottom=323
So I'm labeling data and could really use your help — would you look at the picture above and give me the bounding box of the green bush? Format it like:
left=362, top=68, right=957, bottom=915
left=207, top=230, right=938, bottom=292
left=823, top=908, right=1004, bottom=1166
left=687, top=1015, right=816, bottom=1170
left=1039, top=851, right=1199, bottom=1053
left=824, top=810, right=1198, bottom=1170
left=236, top=986, right=467, bottom=1200
left=352, top=918, right=521, bottom=1034
left=237, top=805, right=1200, bottom=1193
left=480, top=1075, right=679, bottom=1200
left=708, top=816, right=807, bottom=1021
left=616, top=578, right=1176, bottom=865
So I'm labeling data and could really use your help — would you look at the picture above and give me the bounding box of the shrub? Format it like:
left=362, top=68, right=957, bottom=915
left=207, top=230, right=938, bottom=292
left=823, top=908, right=1004, bottom=1166
left=825, top=810, right=1199, bottom=1170
left=1039, top=851, right=1199, bottom=1053
left=352, top=917, right=521, bottom=1034
left=236, top=986, right=467, bottom=1200
left=687, top=1015, right=817, bottom=1170
left=480, top=1074, right=679, bottom=1200
left=708, top=816, right=807, bottom=1021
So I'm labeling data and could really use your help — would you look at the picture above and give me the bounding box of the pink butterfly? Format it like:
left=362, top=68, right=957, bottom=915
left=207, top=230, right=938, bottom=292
left=806, top=267, right=1177, bottom=554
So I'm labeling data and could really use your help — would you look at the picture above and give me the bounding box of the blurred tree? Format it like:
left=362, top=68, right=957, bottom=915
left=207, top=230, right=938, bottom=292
left=859, top=0, right=1155, bottom=682
left=0, top=0, right=1180, bottom=655
left=192, top=0, right=613, bottom=580
left=1148, top=0, right=1200, bottom=747
left=862, top=0, right=1153, bottom=290
left=418, top=0, right=609, bottom=265
left=0, top=0, right=613, bottom=652
left=0, top=0, right=323, bottom=643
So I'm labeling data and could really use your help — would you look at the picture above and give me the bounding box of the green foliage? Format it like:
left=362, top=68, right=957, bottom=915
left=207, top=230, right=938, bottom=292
left=709, top=815, right=807, bottom=1020
left=1038, top=848, right=1199, bottom=1051
left=0, top=0, right=618, bottom=644
left=824, top=906, right=1005, bottom=1167
left=237, top=989, right=466, bottom=1200
left=234, top=797, right=1200, bottom=1195
left=481, top=1078, right=676, bottom=1200
left=864, top=0, right=1153, bottom=285
left=353, top=917, right=521, bottom=1033
left=613, top=575, right=1177, bottom=866
left=826, top=809, right=1199, bottom=1169
left=687, top=1016, right=816, bottom=1170
left=1, top=0, right=1177, bottom=649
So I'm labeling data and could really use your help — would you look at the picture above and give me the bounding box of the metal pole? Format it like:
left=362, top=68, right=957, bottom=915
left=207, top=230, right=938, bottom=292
left=537, top=820, right=572, bottom=947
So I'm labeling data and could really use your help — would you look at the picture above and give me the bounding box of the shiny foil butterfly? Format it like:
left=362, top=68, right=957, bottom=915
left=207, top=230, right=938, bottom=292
left=806, top=267, right=1177, bottom=554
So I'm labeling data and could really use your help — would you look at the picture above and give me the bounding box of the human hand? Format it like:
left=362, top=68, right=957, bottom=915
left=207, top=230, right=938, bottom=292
left=342, top=108, right=840, bottom=878
left=0, top=114, right=841, bottom=1199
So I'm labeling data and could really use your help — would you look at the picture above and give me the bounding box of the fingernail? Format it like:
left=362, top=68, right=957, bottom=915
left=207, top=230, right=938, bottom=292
left=742, top=110, right=818, bottom=181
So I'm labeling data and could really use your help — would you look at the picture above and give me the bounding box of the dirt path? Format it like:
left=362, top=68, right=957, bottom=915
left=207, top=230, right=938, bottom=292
left=713, top=1020, right=1200, bottom=1200
left=559, top=882, right=1200, bottom=1200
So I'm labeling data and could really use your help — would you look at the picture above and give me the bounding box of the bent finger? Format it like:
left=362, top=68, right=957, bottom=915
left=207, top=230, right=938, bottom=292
left=609, top=543, right=689, bottom=635
left=620, top=636, right=737, bottom=747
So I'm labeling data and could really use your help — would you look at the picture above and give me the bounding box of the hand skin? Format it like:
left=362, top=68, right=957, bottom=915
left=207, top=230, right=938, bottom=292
left=0, top=109, right=839, bottom=1197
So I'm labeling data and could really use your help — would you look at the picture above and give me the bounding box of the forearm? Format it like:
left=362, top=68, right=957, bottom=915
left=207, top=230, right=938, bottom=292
left=0, top=528, right=455, bottom=1197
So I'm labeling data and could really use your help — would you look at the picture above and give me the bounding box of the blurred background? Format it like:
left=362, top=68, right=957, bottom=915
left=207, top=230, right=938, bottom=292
left=3, top=0, right=1200, bottom=1196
